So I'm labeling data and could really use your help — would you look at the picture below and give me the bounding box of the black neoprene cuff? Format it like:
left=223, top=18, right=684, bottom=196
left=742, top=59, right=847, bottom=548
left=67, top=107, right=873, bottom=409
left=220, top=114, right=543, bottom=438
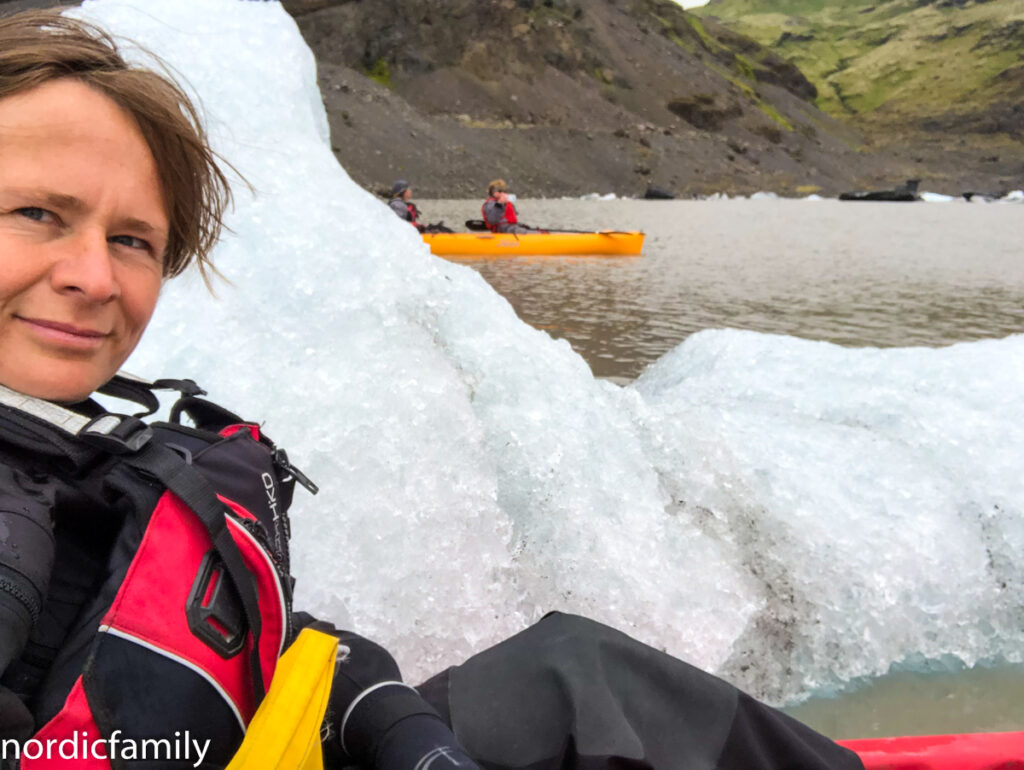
left=341, top=683, right=480, bottom=769
left=342, top=683, right=438, bottom=761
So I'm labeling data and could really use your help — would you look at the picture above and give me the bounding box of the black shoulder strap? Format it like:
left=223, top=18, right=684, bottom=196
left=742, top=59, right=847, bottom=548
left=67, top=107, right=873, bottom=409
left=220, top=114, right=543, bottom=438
left=98, top=373, right=207, bottom=418
left=169, top=396, right=245, bottom=432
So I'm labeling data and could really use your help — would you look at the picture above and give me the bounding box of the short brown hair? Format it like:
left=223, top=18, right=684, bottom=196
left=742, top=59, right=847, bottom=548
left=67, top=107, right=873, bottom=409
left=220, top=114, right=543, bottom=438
left=488, top=179, right=507, bottom=196
left=0, top=10, right=231, bottom=280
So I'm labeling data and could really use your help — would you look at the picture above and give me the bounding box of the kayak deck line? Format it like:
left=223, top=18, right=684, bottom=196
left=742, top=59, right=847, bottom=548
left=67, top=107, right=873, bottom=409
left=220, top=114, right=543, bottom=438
left=422, top=231, right=645, bottom=258
left=839, top=729, right=1024, bottom=769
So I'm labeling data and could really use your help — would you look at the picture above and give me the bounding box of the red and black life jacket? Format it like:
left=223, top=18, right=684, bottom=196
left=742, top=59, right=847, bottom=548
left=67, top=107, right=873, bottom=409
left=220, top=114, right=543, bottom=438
left=481, top=197, right=518, bottom=232
left=406, top=202, right=421, bottom=224
left=0, top=376, right=317, bottom=768
left=390, top=198, right=421, bottom=226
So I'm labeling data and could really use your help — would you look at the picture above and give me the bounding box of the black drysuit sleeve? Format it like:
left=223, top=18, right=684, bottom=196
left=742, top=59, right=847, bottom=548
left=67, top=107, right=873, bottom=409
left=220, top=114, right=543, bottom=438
left=292, top=612, right=480, bottom=770
left=0, top=464, right=56, bottom=739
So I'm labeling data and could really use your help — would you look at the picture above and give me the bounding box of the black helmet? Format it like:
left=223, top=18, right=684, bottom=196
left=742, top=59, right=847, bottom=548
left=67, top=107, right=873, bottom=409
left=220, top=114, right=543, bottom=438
left=391, top=179, right=410, bottom=197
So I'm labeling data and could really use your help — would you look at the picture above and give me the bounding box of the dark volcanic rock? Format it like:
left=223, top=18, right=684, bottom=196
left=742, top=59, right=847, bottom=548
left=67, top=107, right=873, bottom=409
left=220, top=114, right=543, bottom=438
left=667, top=94, right=742, bottom=131
left=643, top=184, right=676, bottom=199
left=839, top=179, right=920, bottom=201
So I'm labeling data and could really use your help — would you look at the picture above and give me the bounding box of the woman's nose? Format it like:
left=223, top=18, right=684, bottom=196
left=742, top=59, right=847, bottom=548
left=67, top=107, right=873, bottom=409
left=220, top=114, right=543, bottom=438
left=49, top=230, right=119, bottom=303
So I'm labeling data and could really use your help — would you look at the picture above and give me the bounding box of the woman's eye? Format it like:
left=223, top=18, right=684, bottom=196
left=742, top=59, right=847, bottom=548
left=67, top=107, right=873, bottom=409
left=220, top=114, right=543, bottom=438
left=15, top=207, right=54, bottom=223
left=109, top=234, right=151, bottom=252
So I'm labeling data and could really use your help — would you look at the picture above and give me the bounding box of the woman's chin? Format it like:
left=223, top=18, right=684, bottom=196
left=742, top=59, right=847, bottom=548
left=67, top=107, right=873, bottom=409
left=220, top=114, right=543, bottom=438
left=0, top=364, right=109, bottom=403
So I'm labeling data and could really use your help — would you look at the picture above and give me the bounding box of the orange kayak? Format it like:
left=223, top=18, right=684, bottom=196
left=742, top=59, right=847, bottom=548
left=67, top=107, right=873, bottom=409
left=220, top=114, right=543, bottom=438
left=422, top=231, right=644, bottom=257
left=839, top=731, right=1024, bottom=768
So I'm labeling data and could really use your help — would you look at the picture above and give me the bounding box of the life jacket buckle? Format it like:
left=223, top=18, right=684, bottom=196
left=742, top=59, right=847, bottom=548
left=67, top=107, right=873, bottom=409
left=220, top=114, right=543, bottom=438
left=187, top=551, right=247, bottom=658
left=272, top=448, right=319, bottom=495
left=80, top=413, right=153, bottom=454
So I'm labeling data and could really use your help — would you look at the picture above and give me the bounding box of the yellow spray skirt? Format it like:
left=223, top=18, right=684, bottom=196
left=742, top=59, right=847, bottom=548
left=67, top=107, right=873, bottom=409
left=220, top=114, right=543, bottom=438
left=227, top=628, right=338, bottom=770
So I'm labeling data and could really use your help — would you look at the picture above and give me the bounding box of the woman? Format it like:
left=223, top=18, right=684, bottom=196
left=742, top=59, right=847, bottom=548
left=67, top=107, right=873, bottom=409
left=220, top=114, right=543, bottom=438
left=0, top=9, right=863, bottom=770
left=481, top=179, right=544, bottom=234
left=388, top=179, right=425, bottom=232
left=0, top=11, right=473, bottom=770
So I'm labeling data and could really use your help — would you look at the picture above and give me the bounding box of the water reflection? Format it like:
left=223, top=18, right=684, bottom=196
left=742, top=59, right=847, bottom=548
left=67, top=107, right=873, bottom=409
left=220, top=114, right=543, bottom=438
left=785, top=664, right=1024, bottom=739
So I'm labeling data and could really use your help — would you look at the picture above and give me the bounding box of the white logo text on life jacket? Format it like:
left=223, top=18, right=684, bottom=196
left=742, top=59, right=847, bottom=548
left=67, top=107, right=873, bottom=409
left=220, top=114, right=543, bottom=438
left=262, top=472, right=284, bottom=556
left=261, top=472, right=279, bottom=523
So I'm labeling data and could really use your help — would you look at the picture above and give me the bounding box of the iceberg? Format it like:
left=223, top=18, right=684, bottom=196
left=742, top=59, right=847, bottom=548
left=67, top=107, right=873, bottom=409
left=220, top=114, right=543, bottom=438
left=920, top=192, right=957, bottom=203
left=75, top=0, right=1024, bottom=703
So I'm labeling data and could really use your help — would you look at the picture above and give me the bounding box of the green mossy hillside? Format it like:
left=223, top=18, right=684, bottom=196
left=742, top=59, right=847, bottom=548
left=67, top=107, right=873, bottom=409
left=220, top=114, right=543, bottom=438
left=695, top=0, right=1024, bottom=130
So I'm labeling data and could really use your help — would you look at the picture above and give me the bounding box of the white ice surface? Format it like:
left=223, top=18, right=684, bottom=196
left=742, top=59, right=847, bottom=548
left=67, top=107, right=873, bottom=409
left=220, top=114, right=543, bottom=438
left=75, top=0, right=1024, bottom=703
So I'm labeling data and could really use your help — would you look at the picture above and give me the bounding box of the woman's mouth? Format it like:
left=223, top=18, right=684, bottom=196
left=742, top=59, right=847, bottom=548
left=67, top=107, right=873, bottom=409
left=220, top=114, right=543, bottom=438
left=18, top=316, right=110, bottom=349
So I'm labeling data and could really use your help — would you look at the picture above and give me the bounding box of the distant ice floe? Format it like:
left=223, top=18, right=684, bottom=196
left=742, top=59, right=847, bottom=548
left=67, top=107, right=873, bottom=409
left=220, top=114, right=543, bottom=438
left=701, top=190, right=1024, bottom=203
left=920, top=191, right=956, bottom=203
left=578, top=192, right=619, bottom=201
left=81, top=0, right=1024, bottom=706
left=922, top=191, right=1023, bottom=204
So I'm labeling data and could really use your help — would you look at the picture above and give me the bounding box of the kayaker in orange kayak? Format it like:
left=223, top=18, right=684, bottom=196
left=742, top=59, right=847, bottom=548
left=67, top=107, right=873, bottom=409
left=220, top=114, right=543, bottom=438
left=388, top=179, right=425, bottom=232
left=482, top=179, right=547, bottom=233
left=389, top=179, right=452, bottom=233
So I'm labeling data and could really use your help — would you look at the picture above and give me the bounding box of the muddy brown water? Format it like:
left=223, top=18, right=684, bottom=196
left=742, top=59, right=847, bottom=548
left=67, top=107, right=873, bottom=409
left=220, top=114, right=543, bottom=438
left=425, top=197, right=1024, bottom=740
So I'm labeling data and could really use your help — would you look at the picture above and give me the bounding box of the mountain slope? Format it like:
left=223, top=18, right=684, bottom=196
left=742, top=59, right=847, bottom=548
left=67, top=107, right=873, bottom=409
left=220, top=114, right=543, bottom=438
left=695, top=0, right=1024, bottom=135
left=284, top=0, right=915, bottom=197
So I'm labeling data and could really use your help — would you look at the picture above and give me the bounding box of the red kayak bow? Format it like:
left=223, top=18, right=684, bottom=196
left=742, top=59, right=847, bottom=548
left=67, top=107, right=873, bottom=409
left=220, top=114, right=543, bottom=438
left=839, top=731, right=1024, bottom=769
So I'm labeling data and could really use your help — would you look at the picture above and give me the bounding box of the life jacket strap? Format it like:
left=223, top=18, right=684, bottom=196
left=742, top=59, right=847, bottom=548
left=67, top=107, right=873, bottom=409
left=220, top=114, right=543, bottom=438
left=170, top=395, right=245, bottom=431
left=0, top=372, right=210, bottom=455
left=0, top=383, right=94, bottom=434
left=97, top=372, right=206, bottom=417
left=0, top=382, right=154, bottom=455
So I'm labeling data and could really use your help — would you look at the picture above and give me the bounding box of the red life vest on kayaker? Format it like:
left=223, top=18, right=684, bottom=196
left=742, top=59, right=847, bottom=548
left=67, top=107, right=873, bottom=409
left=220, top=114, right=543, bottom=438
left=389, top=198, right=421, bottom=226
left=405, top=202, right=421, bottom=225
left=482, top=197, right=518, bottom=233
left=0, top=377, right=313, bottom=768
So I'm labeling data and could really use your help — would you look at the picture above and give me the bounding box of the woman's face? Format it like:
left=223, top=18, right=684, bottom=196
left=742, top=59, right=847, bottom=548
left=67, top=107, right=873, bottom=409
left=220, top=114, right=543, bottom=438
left=0, top=78, right=168, bottom=402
